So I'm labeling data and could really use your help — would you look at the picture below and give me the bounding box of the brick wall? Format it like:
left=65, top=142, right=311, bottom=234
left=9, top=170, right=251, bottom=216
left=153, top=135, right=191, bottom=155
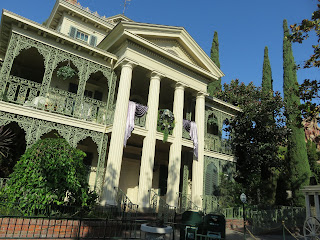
left=0, top=217, right=120, bottom=239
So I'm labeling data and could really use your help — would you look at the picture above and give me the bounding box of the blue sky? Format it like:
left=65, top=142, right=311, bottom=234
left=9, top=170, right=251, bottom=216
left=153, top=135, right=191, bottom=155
left=1, top=0, right=318, bottom=95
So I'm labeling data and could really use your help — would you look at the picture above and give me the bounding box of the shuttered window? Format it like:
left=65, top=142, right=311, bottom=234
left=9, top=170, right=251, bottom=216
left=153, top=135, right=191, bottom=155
left=205, top=163, right=218, bottom=195
left=69, top=26, right=97, bottom=46
left=69, top=26, right=77, bottom=38
left=89, top=35, right=97, bottom=47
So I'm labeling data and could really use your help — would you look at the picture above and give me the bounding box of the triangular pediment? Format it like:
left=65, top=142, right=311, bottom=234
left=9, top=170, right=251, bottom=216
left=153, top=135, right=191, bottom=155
left=144, top=38, right=199, bottom=66
left=99, top=22, right=224, bottom=79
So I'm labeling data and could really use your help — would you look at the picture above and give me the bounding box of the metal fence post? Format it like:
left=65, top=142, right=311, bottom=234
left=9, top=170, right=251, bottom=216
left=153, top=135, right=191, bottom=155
left=282, top=221, right=286, bottom=240
left=77, top=218, right=82, bottom=240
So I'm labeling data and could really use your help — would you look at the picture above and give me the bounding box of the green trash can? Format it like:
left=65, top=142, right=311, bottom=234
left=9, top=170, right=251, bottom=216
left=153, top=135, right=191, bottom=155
left=199, top=213, right=226, bottom=239
left=180, top=211, right=203, bottom=240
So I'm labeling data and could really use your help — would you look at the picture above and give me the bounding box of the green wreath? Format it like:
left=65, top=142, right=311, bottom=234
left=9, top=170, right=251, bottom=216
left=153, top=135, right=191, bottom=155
left=57, top=62, right=77, bottom=80
left=157, top=109, right=175, bottom=142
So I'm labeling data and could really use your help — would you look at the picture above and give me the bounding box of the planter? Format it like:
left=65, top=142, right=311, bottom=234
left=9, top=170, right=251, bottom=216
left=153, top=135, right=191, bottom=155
left=141, top=223, right=173, bottom=240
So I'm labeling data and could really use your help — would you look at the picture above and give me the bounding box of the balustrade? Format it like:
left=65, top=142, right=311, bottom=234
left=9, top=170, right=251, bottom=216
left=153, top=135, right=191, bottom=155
left=134, top=114, right=146, bottom=128
left=182, top=126, right=191, bottom=140
left=204, top=133, right=232, bottom=155
left=1, top=75, right=115, bottom=125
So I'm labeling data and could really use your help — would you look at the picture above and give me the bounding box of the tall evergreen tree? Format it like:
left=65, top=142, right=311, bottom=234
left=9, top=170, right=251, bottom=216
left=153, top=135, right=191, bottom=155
left=262, top=46, right=273, bottom=96
left=208, top=31, right=221, bottom=95
left=283, top=19, right=311, bottom=205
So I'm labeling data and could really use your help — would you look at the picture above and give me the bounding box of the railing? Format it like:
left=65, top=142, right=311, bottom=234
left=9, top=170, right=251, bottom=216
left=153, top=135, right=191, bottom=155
left=149, top=189, right=176, bottom=223
left=204, top=134, right=233, bottom=155
left=114, top=187, right=138, bottom=219
left=0, top=178, right=9, bottom=189
left=0, top=202, right=145, bottom=239
left=182, top=127, right=191, bottom=140
left=202, top=195, right=220, bottom=214
left=1, top=75, right=114, bottom=125
left=134, top=114, right=146, bottom=128
left=177, top=192, right=202, bottom=213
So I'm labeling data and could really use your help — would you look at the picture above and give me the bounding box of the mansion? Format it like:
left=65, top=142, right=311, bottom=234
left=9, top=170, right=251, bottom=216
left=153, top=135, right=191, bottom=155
left=0, top=0, right=240, bottom=212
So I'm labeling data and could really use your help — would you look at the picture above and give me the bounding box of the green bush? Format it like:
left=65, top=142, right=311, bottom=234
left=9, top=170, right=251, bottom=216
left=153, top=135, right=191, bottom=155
left=0, top=137, right=97, bottom=214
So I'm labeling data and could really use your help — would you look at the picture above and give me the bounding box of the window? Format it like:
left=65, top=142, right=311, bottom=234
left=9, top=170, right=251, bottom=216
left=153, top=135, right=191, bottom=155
left=69, top=26, right=97, bottom=47
left=76, top=31, right=88, bottom=42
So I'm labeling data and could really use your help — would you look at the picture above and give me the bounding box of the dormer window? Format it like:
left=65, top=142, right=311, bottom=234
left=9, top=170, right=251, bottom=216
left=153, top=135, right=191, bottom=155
left=69, top=26, right=97, bottom=47
left=76, top=31, right=88, bottom=42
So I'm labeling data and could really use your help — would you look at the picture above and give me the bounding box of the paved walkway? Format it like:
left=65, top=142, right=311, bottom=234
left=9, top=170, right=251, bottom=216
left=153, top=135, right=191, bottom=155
left=226, top=228, right=299, bottom=240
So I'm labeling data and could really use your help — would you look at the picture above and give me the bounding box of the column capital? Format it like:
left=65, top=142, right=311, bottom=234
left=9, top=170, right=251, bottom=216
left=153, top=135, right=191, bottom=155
left=119, top=59, right=138, bottom=69
left=195, top=91, right=208, bottom=99
left=149, top=71, right=165, bottom=80
left=174, top=81, right=188, bottom=90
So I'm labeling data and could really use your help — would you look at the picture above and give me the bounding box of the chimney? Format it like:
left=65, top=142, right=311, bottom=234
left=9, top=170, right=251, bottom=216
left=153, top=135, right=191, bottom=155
left=66, top=0, right=77, bottom=4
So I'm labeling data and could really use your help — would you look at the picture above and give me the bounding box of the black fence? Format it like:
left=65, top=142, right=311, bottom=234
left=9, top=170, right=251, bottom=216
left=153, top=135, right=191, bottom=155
left=0, top=202, right=176, bottom=239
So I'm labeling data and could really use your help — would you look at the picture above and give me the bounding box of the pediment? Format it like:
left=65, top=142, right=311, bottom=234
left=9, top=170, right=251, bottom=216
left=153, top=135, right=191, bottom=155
left=144, top=38, right=199, bottom=66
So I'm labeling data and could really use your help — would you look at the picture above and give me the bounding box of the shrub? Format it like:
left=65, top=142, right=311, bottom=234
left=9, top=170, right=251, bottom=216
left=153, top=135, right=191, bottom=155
left=0, top=137, right=97, bottom=214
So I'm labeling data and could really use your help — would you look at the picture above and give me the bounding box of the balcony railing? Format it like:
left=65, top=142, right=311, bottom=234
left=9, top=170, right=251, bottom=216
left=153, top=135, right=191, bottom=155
left=134, top=115, right=146, bottom=128
left=182, top=127, right=191, bottom=140
left=2, top=75, right=114, bottom=125
left=204, top=133, right=233, bottom=155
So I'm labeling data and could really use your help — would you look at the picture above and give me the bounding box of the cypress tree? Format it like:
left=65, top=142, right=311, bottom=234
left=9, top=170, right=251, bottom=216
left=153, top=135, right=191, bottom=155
left=262, top=46, right=273, bottom=96
left=283, top=19, right=311, bottom=205
left=208, top=31, right=221, bottom=95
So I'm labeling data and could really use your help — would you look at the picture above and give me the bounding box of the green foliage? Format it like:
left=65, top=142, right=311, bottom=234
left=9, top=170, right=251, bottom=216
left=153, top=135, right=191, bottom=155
left=208, top=31, right=222, bottom=95
left=262, top=46, right=273, bottom=96
left=57, top=66, right=77, bottom=80
left=157, top=109, right=175, bottom=142
left=0, top=125, right=15, bottom=158
left=0, top=138, right=97, bottom=214
left=289, top=1, right=320, bottom=121
left=218, top=173, right=242, bottom=208
left=215, top=80, right=287, bottom=206
left=0, top=124, right=25, bottom=178
left=283, top=19, right=311, bottom=206
left=306, top=140, right=320, bottom=183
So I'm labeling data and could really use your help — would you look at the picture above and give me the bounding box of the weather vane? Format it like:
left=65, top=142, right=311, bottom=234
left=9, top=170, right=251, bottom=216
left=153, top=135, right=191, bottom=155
left=122, top=0, right=131, bottom=15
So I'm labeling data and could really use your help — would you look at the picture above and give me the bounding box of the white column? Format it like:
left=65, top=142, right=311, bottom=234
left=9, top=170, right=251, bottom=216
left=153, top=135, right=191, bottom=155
left=137, top=72, right=163, bottom=209
left=192, top=92, right=205, bottom=207
left=101, top=60, right=136, bottom=205
left=166, top=82, right=185, bottom=207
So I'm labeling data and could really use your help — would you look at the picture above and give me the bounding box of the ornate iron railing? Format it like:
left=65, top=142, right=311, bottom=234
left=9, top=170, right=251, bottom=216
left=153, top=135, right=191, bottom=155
left=182, top=127, right=191, bottom=140
left=134, top=114, right=146, bottom=128
left=204, top=133, right=233, bottom=155
left=149, top=189, right=176, bottom=223
left=2, top=75, right=114, bottom=125
left=114, top=187, right=138, bottom=219
left=0, top=178, right=9, bottom=189
left=177, top=192, right=202, bottom=213
left=202, top=195, right=220, bottom=214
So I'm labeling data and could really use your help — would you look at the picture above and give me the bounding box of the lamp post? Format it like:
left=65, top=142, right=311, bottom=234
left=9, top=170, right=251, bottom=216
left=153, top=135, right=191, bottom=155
left=240, top=193, right=247, bottom=240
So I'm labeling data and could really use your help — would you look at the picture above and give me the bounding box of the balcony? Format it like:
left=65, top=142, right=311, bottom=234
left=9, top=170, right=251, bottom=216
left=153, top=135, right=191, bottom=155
left=1, top=75, right=114, bottom=125
left=204, top=133, right=232, bottom=155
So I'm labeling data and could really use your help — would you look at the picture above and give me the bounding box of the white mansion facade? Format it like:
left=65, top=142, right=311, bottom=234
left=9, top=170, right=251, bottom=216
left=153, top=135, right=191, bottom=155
left=0, top=0, right=240, bottom=211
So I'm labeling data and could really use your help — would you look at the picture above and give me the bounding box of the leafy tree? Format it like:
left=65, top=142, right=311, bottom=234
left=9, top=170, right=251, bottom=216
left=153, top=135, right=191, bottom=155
left=283, top=19, right=311, bottom=205
left=0, top=137, right=97, bottom=213
left=289, top=0, right=320, bottom=120
left=215, top=80, right=287, bottom=205
left=262, top=46, right=273, bottom=96
left=208, top=31, right=221, bottom=95
left=306, top=140, right=320, bottom=184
